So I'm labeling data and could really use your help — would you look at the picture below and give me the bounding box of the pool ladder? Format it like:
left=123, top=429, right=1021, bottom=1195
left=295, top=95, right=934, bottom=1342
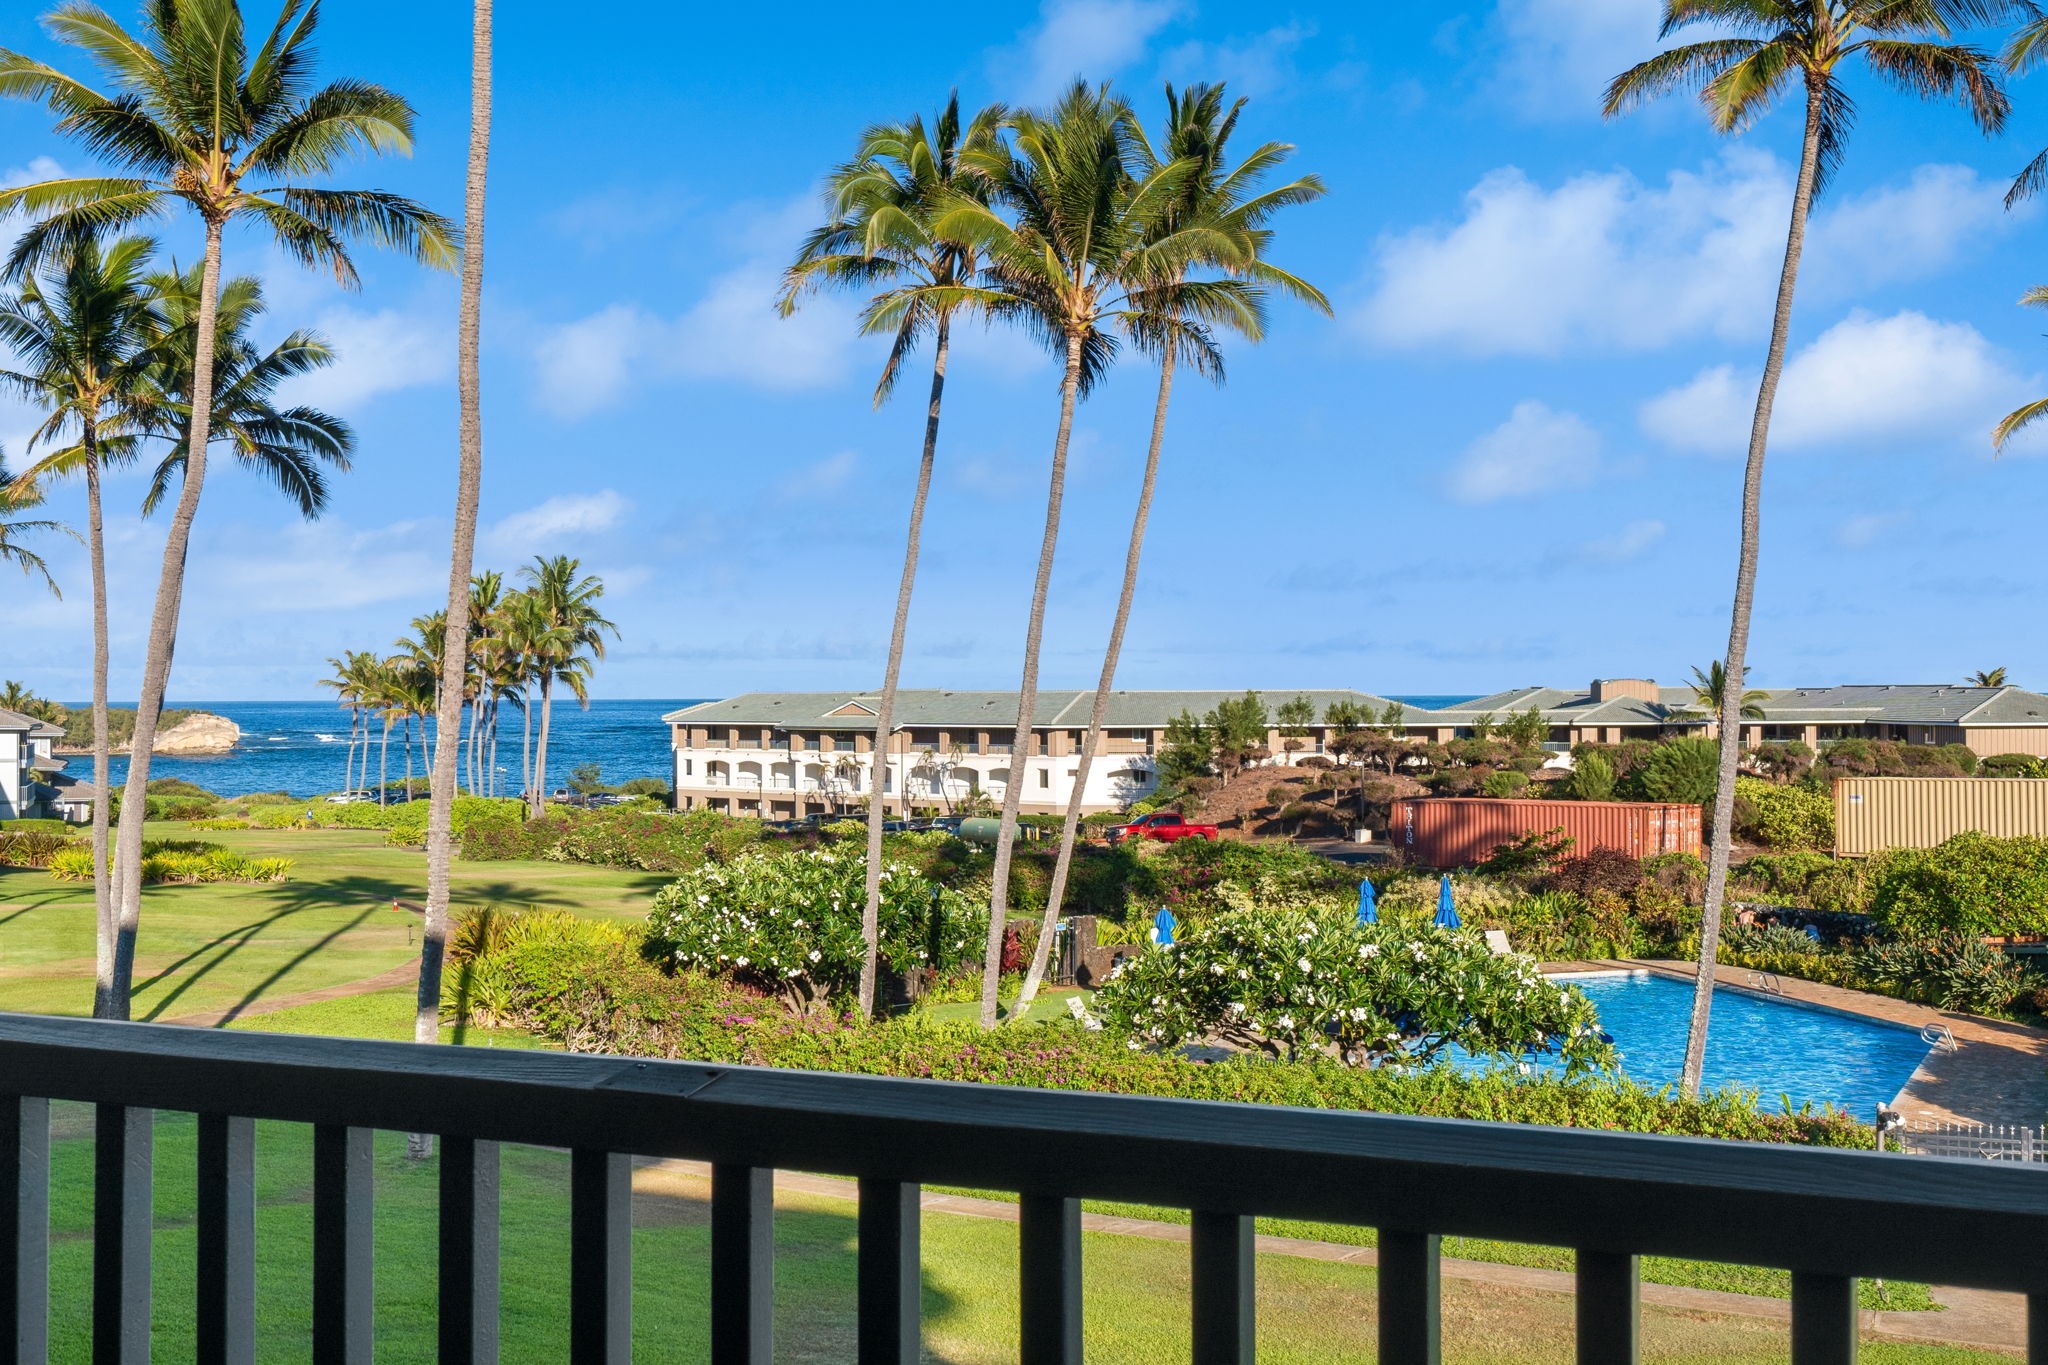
left=1745, top=972, right=1783, bottom=995
left=1920, top=1021, right=1957, bottom=1052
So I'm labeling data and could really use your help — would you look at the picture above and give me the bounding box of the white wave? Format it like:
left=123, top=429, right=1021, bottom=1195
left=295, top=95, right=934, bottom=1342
left=315, top=734, right=341, bottom=743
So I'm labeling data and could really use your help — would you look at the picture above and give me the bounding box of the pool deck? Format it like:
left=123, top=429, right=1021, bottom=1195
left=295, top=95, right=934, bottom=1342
left=1543, top=958, right=2048, bottom=1126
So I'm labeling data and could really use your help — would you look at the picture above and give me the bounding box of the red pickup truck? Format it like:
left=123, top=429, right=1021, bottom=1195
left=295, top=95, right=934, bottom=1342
left=1105, top=812, right=1218, bottom=844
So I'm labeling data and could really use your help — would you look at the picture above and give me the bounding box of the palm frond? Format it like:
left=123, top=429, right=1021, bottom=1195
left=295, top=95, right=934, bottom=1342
left=1993, top=393, right=2048, bottom=449
left=1603, top=39, right=1763, bottom=117
left=1857, top=40, right=2007, bottom=134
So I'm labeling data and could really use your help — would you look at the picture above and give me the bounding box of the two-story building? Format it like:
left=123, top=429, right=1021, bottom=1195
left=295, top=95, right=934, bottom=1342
left=0, top=706, right=70, bottom=821
left=662, top=689, right=1403, bottom=819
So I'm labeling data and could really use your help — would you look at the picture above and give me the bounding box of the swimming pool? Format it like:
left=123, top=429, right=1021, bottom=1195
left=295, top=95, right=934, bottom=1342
left=1466, top=972, right=1930, bottom=1113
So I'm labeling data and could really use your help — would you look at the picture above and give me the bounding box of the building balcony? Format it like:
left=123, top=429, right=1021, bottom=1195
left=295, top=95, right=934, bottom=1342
left=1, top=1011, right=2042, bottom=1362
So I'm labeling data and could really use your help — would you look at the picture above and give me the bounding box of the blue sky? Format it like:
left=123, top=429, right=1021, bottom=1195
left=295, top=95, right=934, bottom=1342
left=4, top=0, right=2046, bottom=702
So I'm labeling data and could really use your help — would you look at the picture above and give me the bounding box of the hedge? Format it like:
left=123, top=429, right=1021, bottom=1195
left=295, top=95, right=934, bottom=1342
left=1867, top=832, right=2048, bottom=938
left=443, top=911, right=1875, bottom=1147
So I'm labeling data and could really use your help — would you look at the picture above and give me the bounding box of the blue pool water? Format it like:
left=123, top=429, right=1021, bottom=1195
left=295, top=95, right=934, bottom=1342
left=1468, top=973, right=1930, bottom=1114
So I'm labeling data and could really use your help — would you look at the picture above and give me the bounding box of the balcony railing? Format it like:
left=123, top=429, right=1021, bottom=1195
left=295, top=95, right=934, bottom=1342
left=2, top=1011, right=2046, bottom=1364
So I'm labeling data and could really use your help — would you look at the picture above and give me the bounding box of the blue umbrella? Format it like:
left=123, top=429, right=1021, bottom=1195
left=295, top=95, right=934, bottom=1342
left=1434, top=873, right=1460, bottom=929
left=1357, top=879, right=1378, bottom=926
left=1152, top=907, right=1178, bottom=946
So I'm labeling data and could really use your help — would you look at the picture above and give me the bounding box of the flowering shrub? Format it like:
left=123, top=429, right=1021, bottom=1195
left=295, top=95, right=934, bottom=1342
left=1131, top=837, right=1356, bottom=919
left=1375, top=871, right=1516, bottom=921
left=646, top=848, right=986, bottom=1012
left=1091, top=908, right=1615, bottom=1074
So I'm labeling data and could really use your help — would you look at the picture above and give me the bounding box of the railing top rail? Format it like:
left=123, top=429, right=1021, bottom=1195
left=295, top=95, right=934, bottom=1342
left=4, top=1011, right=2046, bottom=1291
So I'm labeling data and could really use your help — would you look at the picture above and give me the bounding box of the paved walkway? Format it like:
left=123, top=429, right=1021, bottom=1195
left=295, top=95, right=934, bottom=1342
left=1597, top=958, right=2048, bottom=1126
left=635, top=1159, right=2024, bottom=1355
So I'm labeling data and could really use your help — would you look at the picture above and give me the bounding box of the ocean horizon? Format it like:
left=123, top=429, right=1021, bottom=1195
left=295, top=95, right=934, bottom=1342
left=53, top=695, right=1480, bottom=799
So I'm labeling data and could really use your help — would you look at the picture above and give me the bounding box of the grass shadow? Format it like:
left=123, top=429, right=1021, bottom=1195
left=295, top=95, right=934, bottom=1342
left=190, top=907, right=380, bottom=1027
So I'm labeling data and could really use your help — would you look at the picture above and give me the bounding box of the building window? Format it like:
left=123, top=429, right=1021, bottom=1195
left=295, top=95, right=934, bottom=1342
left=1037, top=769, right=1050, bottom=788
left=682, top=760, right=693, bottom=776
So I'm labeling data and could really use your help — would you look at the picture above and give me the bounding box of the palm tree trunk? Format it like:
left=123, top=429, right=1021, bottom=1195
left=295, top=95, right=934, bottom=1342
left=413, top=0, right=493, bottom=1162
left=532, top=674, right=554, bottom=818
left=980, top=331, right=1084, bottom=1028
left=521, top=689, right=532, bottom=806
left=107, top=220, right=226, bottom=1020
left=404, top=714, right=415, bottom=798
left=380, top=715, right=391, bottom=805
left=858, top=315, right=950, bottom=1017
left=415, top=0, right=492, bottom=1156
left=1680, top=84, right=1824, bottom=1098
left=83, top=425, right=116, bottom=1019
left=1016, top=344, right=1177, bottom=1017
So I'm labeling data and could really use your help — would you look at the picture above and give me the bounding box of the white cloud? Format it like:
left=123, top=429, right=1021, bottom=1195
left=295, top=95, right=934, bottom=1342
left=283, top=306, right=452, bottom=410
left=531, top=303, right=651, bottom=417
left=1, top=156, right=62, bottom=191
left=775, top=450, right=858, bottom=502
left=1581, top=518, right=1666, bottom=562
left=1835, top=511, right=1910, bottom=550
left=529, top=201, right=863, bottom=417
left=1160, top=22, right=1311, bottom=98
left=1641, top=310, right=2033, bottom=454
left=1448, top=400, right=1601, bottom=503
left=204, top=519, right=444, bottom=612
left=1491, top=0, right=1678, bottom=118
left=485, top=490, right=627, bottom=554
left=1355, top=153, right=2014, bottom=357
left=994, top=0, right=1183, bottom=101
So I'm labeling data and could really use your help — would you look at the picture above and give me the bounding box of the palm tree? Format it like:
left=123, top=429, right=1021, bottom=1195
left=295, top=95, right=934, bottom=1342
left=0, top=233, right=157, bottom=1016
left=1968, top=667, right=2010, bottom=687
left=319, top=650, right=375, bottom=794
left=1683, top=660, right=1769, bottom=722
left=0, top=682, right=33, bottom=712
left=1015, top=83, right=1327, bottom=1019
left=780, top=93, right=1008, bottom=1016
left=463, top=572, right=504, bottom=796
left=0, top=0, right=456, bottom=1021
left=0, top=455, right=68, bottom=594
left=1605, top=0, right=2011, bottom=1097
left=935, top=81, right=1206, bottom=1027
left=136, top=267, right=353, bottom=518
left=518, top=556, right=614, bottom=816
left=417, top=0, right=496, bottom=1093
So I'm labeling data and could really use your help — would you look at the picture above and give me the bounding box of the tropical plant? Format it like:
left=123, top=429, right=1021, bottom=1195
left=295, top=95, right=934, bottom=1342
left=0, top=0, right=457, bottom=1020
left=1567, top=749, right=1616, bottom=802
left=780, top=93, right=1008, bottom=1017
left=419, top=0, right=495, bottom=1128
left=1020, top=84, right=1330, bottom=1019
left=932, top=81, right=1203, bottom=1025
left=1089, top=907, right=1616, bottom=1074
left=0, top=234, right=161, bottom=1012
left=135, top=267, right=351, bottom=516
left=518, top=556, right=614, bottom=817
left=1966, top=667, right=2009, bottom=687
left=1604, top=0, right=2010, bottom=1096
left=0, top=455, right=68, bottom=596
left=1680, top=660, right=1768, bottom=722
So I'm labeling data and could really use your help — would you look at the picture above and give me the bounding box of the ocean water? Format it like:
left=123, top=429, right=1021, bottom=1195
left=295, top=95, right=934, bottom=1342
left=59, top=693, right=1480, bottom=800
left=1457, top=973, right=1930, bottom=1114
left=63, top=699, right=705, bottom=799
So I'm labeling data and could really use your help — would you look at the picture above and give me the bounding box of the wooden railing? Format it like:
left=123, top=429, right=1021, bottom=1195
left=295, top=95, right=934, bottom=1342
left=1, top=1011, right=2045, bottom=1364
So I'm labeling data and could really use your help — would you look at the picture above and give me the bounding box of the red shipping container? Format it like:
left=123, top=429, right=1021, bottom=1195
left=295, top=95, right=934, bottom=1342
left=1389, top=798, right=1702, bottom=869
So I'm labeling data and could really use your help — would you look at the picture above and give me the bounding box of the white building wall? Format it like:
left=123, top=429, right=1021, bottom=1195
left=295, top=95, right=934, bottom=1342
left=0, top=731, right=22, bottom=820
left=671, top=743, right=1156, bottom=814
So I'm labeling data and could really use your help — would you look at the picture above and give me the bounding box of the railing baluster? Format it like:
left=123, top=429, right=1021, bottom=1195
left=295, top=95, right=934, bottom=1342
left=1790, top=1272, right=1857, bottom=1365
left=195, top=1114, right=255, bottom=1365
left=312, top=1124, right=373, bottom=1365
left=1378, top=1230, right=1442, bottom=1365
left=570, top=1150, right=630, bottom=1365
left=856, top=1179, right=919, bottom=1365
left=1190, top=1211, right=1254, bottom=1365
left=1574, top=1249, right=1639, bottom=1365
left=0, top=1097, right=48, bottom=1365
left=1018, top=1195, right=1081, bottom=1365
left=710, top=1164, right=772, bottom=1365
left=2028, top=1292, right=2048, bottom=1365
left=439, top=1137, right=499, bottom=1365
left=93, top=1104, right=151, bottom=1365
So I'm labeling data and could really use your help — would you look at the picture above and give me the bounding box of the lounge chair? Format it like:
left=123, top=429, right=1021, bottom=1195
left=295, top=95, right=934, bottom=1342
left=1484, top=929, right=1513, bottom=956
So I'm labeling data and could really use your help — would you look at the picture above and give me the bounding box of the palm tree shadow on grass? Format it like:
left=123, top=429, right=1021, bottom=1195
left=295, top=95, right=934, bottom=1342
left=143, top=907, right=378, bottom=1025
left=131, top=904, right=307, bottom=1005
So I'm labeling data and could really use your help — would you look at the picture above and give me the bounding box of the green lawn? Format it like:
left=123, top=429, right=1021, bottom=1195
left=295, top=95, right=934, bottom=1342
left=30, top=1112, right=2009, bottom=1364
left=0, top=825, right=668, bottom=1021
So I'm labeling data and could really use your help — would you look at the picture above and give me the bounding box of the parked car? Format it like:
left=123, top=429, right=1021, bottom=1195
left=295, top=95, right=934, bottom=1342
left=323, top=790, right=376, bottom=805
left=924, top=815, right=967, bottom=834
left=1104, top=812, right=1217, bottom=844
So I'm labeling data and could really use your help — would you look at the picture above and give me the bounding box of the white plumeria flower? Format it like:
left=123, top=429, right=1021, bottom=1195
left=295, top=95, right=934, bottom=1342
left=1297, top=957, right=1312, bottom=971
